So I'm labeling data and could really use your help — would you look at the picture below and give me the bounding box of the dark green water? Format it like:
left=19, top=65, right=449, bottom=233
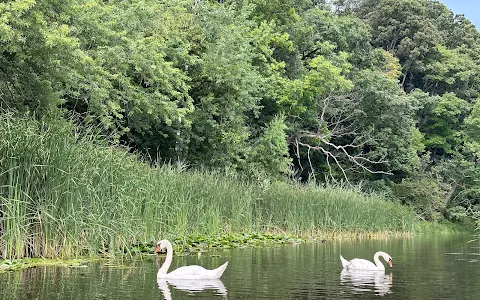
left=1, top=234, right=479, bottom=299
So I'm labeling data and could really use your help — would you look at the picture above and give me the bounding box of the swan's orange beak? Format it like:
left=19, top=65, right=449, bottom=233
left=154, top=245, right=161, bottom=254
left=388, top=259, right=393, bottom=268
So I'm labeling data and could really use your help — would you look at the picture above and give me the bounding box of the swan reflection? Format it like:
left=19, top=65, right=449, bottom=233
left=158, top=278, right=227, bottom=300
left=340, top=269, right=392, bottom=296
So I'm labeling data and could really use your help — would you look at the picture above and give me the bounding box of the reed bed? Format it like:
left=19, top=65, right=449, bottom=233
left=0, top=113, right=416, bottom=259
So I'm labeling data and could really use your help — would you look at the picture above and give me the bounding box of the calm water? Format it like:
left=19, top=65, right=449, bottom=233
left=1, top=234, right=479, bottom=299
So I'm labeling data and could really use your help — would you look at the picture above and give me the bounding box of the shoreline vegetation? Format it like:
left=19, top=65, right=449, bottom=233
left=0, top=227, right=468, bottom=272
left=0, top=113, right=468, bottom=272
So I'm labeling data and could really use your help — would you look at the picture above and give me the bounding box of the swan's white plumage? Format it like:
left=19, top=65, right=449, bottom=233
left=340, top=251, right=392, bottom=271
left=155, top=239, right=228, bottom=280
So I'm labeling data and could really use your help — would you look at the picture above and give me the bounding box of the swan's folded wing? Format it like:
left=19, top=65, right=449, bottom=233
left=347, top=258, right=377, bottom=270
left=167, top=265, right=208, bottom=278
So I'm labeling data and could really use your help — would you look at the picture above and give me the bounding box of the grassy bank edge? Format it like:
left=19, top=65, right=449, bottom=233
left=0, top=223, right=468, bottom=272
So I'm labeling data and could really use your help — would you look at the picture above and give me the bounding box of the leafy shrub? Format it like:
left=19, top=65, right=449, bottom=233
left=392, top=177, right=445, bottom=221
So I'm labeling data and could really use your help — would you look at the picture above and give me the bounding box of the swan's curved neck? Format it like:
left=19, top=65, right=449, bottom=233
left=373, top=252, right=386, bottom=270
left=158, top=241, right=173, bottom=275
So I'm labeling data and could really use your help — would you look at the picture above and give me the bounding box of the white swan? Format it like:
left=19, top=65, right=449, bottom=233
left=155, top=239, right=229, bottom=280
left=340, top=251, right=392, bottom=270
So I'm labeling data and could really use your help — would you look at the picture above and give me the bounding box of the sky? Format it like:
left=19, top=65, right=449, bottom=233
left=439, top=0, right=480, bottom=29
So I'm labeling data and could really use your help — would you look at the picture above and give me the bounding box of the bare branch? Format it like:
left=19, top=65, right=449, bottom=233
left=291, top=93, right=393, bottom=185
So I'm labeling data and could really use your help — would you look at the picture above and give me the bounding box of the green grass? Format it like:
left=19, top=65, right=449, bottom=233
left=1, top=112, right=419, bottom=259
left=413, top=220, right=472, bottom=234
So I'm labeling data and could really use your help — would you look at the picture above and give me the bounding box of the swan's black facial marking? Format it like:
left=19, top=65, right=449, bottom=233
left=155, top=241, right=165, bottom=254
left=155, top=240, right=169, bottom=254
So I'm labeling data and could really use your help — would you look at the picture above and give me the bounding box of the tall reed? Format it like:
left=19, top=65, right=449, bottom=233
left=0, top=112, right=416, bottom=259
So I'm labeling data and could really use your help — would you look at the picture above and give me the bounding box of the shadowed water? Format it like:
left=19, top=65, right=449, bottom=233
left=1, top=234, right=479, bottom=299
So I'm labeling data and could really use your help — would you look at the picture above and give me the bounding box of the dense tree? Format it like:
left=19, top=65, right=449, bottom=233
left=68, top=0, right=196, bottom=147
left=424, top=46, right=480, bottom=100
left=184, top=3, right=263, bottom=170
left=249, top=115, right=292, bottom=179
left=0, top=0, right=79, bottom=113
left=1, top=0, right=480, bottom=223
left=353, top=0, right=441, bottom=90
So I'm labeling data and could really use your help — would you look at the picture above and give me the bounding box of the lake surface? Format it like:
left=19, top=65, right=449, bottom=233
left=1, top=234, right=479, bottom=299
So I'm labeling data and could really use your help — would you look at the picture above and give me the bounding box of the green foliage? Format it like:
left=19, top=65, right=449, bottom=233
left=293, top=8, right=373, bottom=69
left=464, top=98, right=480, bottom=157
left=352, top=69, right=419, bottom=173
left=241, top=0, right=313, bottom=27
left=424, top=45, right=480, bottom=100
left=432, top=157, right=480, bottom=222
left=392, top=176, right=445, bottom=221
left=357, top=0, right=439, bottom=74
left=249, top=116, right=293, bottom=179
left=0, top=0, right=79, bottom=113
left=68, top=0, right=195, bottom=142
left=446, top=206, right=470, bottom=223
left=1, top=0, right=196, bottom=146
left=370, top=49, right=403, bottom=80
left=354, top=0, right=480, bottom=100
left=418, top=92, right=468, bottom=155
left=185, top=3, right=263, bottom=170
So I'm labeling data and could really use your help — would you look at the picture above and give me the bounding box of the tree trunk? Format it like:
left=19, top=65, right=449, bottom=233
left=444, top=182, right=458, bottom=206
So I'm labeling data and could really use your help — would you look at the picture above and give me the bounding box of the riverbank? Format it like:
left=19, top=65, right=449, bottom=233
left=0, top=113, right=468, bottom=263
left=0, top=225, right=470, bottom=272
